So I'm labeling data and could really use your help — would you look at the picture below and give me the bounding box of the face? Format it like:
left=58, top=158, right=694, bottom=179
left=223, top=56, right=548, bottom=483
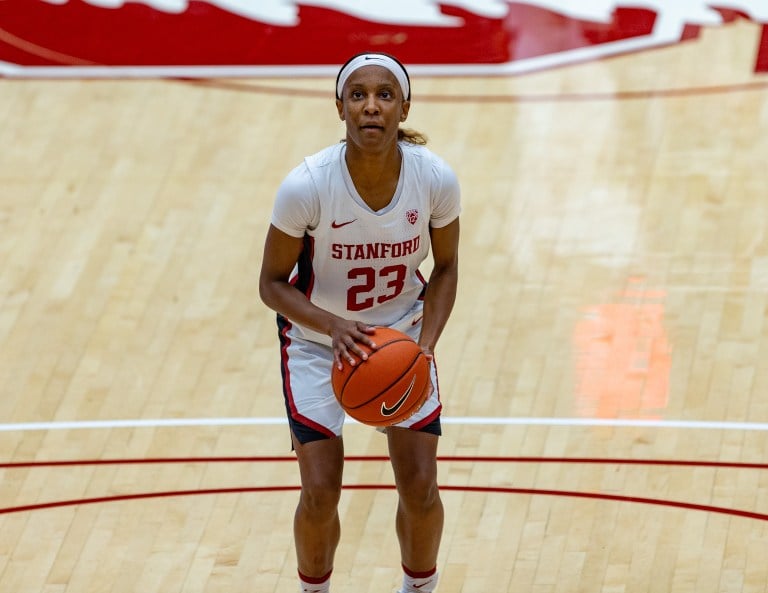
left=335, top=65, right=410, bottom=151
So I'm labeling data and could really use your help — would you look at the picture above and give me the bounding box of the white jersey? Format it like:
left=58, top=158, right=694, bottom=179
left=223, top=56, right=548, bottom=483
left=271, top=141, right=461, bottom=345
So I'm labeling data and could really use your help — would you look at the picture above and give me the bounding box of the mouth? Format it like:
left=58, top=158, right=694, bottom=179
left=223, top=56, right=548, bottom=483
left=360, top=124, right=384, bottom=131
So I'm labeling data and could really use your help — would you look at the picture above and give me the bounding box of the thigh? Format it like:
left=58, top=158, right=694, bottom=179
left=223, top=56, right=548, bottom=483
left=387, top=426, right=439, bottom=485
left=292, top=431, right=345, bottom=491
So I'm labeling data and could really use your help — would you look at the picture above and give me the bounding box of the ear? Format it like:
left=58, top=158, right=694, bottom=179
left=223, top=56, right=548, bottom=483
left=336, top=99, right=345, bottom=121
left=400, top=100, right=410, bottom=122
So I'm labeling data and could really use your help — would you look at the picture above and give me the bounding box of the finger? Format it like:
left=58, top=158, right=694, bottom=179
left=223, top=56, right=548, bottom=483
left=333, top=340, right=358, bottom=368
left=346, top=339, right=369, bottom=361
left=339, top=336, right=369, bottom=365
left=354, top=326, right=378, bottom=350
left=355, top=334, right=377, bottom=352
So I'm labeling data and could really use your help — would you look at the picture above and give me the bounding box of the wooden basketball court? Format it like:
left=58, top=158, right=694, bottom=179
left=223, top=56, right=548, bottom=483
left=1, top=16, right=768, bottom=593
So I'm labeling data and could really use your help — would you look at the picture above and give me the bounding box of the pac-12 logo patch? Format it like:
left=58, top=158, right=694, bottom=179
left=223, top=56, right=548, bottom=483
left=406, top=210, right=419, bottom=225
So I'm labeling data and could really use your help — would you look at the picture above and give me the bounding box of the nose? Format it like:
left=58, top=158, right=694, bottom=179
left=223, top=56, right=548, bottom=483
left=363, top=93, right=380, bottom=114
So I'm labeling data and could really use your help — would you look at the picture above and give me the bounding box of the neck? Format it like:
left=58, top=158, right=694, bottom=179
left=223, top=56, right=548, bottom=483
left=344, top=138, right=400, bottom=177
left=343, top=141, right=402, bottom=211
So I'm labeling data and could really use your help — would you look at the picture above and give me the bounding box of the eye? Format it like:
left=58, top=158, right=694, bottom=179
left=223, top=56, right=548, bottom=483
left=350, top=90, right=364, bottom=100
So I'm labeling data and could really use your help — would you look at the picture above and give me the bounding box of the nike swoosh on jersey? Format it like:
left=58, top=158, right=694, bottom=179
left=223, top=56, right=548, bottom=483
left=381, top=375, right=416, bottom=417
left=331, top=219, right=356, bottom=228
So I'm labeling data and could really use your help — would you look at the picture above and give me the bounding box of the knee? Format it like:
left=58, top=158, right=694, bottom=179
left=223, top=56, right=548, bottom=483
left=299, top=476, right=342, bottom=517
left=397, top=469, right=440, bottom=512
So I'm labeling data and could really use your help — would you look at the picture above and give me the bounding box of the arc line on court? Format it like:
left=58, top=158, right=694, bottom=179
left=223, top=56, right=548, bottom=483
left=2, top=484, right=767, bottom=523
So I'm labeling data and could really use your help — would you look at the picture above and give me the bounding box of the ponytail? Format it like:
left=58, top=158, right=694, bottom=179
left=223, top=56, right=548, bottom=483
left=398, top=127, right=428, bottom=145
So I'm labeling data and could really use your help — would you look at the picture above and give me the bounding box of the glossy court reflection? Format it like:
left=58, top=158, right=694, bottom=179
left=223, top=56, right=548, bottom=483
left=574, top=278, right=671, bottom=419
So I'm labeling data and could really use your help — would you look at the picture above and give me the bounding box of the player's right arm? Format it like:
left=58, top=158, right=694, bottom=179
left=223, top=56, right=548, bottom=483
left=258, top=224, right=376, bottom=369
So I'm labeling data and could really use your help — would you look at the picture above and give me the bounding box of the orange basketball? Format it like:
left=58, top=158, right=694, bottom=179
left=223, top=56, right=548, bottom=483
left=331, top=327, right=431, bottom=427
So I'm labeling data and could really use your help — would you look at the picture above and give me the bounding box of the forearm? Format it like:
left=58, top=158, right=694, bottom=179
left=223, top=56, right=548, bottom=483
left=418, top=263, right=458, bottom=354
left=259, top=280, right=340, bottom=337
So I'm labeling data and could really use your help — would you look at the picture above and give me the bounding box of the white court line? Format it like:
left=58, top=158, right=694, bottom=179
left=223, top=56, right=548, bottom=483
left=0, top=417, right=767, bottom=432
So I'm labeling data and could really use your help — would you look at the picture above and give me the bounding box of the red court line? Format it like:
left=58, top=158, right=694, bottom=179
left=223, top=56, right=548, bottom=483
left=2, top=456, right=767, bottom=469
left=1, top=484, right=767, bottom=522
left=437, top=486, right=768, bottom=522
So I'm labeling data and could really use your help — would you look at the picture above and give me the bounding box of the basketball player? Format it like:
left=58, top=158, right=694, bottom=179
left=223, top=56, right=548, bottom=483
left=259, top=52, right=461, bottom=593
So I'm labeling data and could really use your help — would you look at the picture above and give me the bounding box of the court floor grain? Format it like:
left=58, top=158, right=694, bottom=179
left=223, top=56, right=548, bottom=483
left=1, top=19, right=768, bottom=593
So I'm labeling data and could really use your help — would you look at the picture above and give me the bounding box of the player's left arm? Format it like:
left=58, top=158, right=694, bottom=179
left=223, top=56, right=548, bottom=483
left=418, top=216, right=460, bottom=357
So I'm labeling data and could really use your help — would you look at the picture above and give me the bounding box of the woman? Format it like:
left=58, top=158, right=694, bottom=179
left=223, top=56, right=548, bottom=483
left=259, top=52, right=461, bottom=593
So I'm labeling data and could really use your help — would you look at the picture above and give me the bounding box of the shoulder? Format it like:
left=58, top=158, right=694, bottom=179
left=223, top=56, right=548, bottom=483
left=279, top=143, right=342, bottom=193
left=272, top=145, right=343, bottom=237
left=399, top=141, right=435, bottom=164
left=400, top=143, right=459, bottom=198
left=400, top=144, right=460, bottom=227
left=400, top=142, right=455, bottom=178
left=304, top=142, right=344, bottom=172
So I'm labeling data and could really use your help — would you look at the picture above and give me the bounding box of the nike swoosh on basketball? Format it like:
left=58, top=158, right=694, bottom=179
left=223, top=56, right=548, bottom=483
left=381, top=375, right=416, bottom=417
left=331, top=219, right=356, bottom=228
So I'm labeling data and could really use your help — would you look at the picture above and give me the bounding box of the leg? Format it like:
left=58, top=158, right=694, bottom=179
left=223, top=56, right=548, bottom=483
left=387, top=426, right=444, bottom=571
left=292, top=431, right=345, bottom=579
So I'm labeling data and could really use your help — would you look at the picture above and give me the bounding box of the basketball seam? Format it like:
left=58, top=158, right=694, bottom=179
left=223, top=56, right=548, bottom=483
left=345, top=349, right=425, bottom=410
left=337, top=338, right=414, bottom=400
